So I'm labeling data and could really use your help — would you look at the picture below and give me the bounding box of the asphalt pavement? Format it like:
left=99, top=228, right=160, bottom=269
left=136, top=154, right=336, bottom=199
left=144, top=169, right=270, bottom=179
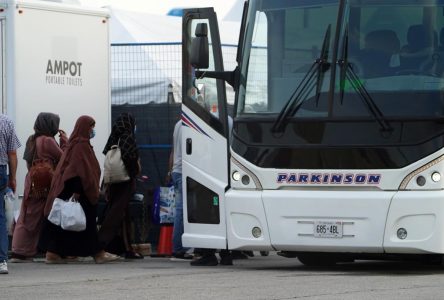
left=2, top=253, right=444, bottom=299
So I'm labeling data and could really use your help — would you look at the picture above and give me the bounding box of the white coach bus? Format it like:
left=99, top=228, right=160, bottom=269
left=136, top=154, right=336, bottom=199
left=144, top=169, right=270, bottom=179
left=181, top=0, right=444, bottom=265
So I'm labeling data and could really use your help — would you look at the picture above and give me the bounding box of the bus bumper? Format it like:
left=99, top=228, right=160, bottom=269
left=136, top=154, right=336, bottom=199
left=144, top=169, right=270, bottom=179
left=226, top=189, right=444, bottom=254
left=383, top=191, right=444, bottom=254
left=260, top=190, right=394, bottom=253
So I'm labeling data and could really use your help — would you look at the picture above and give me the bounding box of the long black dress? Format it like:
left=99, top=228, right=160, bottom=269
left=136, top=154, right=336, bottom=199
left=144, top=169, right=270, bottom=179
left=39, top=177, right=101, bottom=257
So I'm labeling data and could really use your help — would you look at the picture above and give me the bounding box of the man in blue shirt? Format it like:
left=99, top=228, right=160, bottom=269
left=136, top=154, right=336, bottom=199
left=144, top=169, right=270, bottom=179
left=0, top=114, right=21, bottom=274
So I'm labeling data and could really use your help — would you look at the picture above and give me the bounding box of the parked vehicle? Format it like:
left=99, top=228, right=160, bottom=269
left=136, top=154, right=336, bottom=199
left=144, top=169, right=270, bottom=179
left=181, top=0, right=444, bottom=265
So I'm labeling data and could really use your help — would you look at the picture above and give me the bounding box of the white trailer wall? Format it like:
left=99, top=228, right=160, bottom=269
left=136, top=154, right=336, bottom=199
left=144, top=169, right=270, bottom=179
left=3, top=1, right=111, bottom=197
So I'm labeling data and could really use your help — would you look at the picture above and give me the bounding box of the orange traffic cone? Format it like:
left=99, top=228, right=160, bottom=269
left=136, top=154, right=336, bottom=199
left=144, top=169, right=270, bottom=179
left=151, top=224, right=173, bottom=257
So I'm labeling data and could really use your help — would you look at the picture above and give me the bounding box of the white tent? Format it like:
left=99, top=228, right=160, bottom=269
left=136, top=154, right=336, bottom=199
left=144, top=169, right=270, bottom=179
left=110, top=9, right=182, bottom=43
left=109, top=7, right=240, bottom=44
left=109, top=7, right=241, bottom=105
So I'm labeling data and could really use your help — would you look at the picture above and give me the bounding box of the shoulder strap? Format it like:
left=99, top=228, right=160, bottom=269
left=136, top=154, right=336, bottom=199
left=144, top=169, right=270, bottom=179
left=32, top=137, right=40, bottom=162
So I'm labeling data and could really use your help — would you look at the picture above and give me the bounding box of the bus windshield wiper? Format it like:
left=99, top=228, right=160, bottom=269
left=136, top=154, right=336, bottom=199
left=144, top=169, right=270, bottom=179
left=338, top=27, right=392, bottom=133
left=271, top=25, right=332, bottom=133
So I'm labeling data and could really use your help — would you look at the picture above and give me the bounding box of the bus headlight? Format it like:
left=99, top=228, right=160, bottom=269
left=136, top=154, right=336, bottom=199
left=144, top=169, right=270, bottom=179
left=399, top=155, right=444, bottom=190
left=431, top=172, right=441, bottom=182
left=231, top=156, right=262, bottom=190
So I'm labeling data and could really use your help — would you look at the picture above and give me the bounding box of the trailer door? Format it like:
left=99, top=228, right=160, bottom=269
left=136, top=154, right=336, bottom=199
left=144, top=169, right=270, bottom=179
left=181, top=8, right=229, bottom=249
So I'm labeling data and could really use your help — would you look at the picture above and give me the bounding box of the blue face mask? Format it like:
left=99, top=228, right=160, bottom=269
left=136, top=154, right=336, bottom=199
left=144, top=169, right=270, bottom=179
left=90, top=128, right=96, bottom=139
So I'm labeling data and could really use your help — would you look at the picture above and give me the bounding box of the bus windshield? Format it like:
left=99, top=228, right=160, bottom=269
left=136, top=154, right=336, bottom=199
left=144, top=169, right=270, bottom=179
left=232, top=0, right=444, bottom=170
left=238, top=0, right=444, bottom=120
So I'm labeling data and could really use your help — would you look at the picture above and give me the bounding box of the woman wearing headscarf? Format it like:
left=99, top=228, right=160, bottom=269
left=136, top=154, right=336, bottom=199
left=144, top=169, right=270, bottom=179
left=39, top=115, right=119, bottom=264
left=99, top=113, right=142, bottom=259
left=10, top=112, right=68, bottom=262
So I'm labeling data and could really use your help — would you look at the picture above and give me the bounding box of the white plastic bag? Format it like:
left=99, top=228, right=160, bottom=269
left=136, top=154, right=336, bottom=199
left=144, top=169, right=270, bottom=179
left=60, top=198, right=86, bottom=232
left=4, top=189, right=20, bottom=234
left=47, top=197, right=86, bottom=232
left=47, top=197, right=64, bottom=226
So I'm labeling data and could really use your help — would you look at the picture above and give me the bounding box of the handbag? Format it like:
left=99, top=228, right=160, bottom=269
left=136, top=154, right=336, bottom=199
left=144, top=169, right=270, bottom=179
left=103, top=141, right=130, bottom=184
left=152, top=185, right=175, bottom=224
left=47, top=196, right=86, bottom=232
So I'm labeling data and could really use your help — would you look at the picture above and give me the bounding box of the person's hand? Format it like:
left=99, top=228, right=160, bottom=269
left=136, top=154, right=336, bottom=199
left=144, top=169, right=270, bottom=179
left=8, top=177, right=16, bottom=193
left=58, top=129, right=67, bottom=139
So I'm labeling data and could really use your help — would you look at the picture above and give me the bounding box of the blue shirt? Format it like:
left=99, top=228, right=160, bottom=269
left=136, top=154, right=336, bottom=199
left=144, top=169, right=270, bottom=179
left=0, top=114, right=21, bottom=165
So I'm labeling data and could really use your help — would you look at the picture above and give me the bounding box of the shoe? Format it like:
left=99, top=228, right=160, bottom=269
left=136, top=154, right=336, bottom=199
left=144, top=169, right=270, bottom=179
left=95, top=252, right=120, bottom=264
left=125, top=251, right=144, bottom=259
left=45, top=252, right=67, bottom=264
left=232, top=251, right=249, bottom=260
left=244, top=251, right=254, bottom=257
left=64, top=256, right=81, bottom=263
left=172, top=252, right=193, bottom=260
left=219, top=255, right=233, bottom=266
left=10, top=253, right=34, bottom=263
left=0, top=261, right=8, bottom=274
left=9, top=257, right=33, bottom=263
left=190, top=254, right=218, bottom=266
left=45, top=257, right=67, bottom=264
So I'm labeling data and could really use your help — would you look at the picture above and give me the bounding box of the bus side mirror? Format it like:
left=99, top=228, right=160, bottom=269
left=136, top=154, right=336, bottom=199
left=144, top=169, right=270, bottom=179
left=191, top=23, right=209, bottom=69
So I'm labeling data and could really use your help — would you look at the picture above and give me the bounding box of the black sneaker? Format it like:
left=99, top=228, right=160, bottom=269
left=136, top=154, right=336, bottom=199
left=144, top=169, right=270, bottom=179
left=244, top=251, right=254, bottom=257
left=232, top=251, right=249, bottom=260
left=190, top=254, right=218, bottom=266
left=171, top=252, right=193, bottom=260
left=219, top=255, right=233, bottom=266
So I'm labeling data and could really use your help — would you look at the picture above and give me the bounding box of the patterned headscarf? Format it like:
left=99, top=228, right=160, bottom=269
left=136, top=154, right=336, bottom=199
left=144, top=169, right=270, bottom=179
left=103, top=113, right=139, bottom=178
left=23, top=112, right=60, bottom=165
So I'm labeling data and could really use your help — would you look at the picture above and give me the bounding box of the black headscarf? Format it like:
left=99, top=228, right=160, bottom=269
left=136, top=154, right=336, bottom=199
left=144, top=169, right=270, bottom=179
left=23, top=112, right=60, bottom=165
left=103, top=113, right=139, bottom=178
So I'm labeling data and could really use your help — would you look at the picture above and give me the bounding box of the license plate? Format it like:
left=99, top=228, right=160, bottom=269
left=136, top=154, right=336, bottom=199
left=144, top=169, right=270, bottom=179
left=314, top=221, right=343, bottom=238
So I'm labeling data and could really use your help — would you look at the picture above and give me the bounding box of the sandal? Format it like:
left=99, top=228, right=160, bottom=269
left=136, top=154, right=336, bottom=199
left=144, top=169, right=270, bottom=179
left=95, top=251, right=120, bottom=264
left=125, top=251, right=144, bottom=259
left=45, top=252, right=67, bottom=264
left=64, top=256, right=80, bottom=263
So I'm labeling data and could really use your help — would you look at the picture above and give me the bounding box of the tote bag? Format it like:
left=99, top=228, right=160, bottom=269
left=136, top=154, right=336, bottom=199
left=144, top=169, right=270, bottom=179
left=103, top=144, right=130, bottom=184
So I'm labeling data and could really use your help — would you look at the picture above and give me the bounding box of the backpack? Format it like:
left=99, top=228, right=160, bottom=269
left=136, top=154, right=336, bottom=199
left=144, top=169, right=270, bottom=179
left=29, top=138, right=55, bottom=198
left=103, top=143, right=130, bottom=184
left=29, top=159, right=54, bottom=198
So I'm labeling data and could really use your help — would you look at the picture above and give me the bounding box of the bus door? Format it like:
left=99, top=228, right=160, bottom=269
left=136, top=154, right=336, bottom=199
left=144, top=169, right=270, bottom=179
left=181, top=8, right=230, bottom=249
